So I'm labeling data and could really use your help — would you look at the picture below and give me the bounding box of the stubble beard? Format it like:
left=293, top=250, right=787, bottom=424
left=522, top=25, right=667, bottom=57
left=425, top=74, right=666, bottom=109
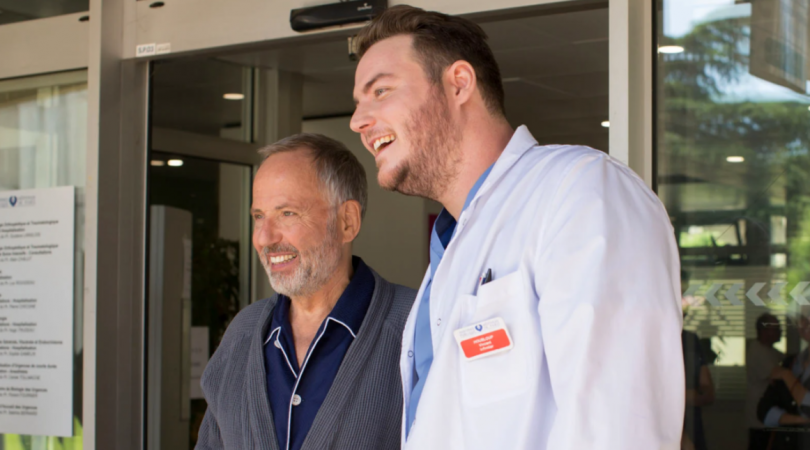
left=260, top=215, right=343, bottom=298
left=380, top=88, right=463, bottom=201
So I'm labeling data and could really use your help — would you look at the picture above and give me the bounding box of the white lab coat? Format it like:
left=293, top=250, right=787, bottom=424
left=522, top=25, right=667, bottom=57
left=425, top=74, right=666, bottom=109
left=400, top=126, right=685, bottom=450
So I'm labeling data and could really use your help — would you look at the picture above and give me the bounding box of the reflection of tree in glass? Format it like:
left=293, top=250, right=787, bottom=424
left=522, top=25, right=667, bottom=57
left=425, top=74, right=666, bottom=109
left=660, top=15, right=810, bottom=278
left=192, top=237, right=240, bottom=349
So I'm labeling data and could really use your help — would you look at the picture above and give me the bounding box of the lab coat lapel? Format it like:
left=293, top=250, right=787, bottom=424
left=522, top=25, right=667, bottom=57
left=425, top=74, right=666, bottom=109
left=245, top=296, right=281, bottom=450
left=461, top=125, right=538, bottom=214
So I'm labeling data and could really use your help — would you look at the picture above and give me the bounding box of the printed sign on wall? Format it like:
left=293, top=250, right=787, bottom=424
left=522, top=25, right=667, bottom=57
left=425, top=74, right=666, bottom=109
left=0, top=186, right=75, bottom=437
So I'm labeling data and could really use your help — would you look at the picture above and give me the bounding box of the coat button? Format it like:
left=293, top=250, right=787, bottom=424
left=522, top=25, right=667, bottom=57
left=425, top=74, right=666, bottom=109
left=292, top=394, right=302, bottom=406
left=408, top=350, right=414, bottom=357
left=436, top=318, right=442, bottom=326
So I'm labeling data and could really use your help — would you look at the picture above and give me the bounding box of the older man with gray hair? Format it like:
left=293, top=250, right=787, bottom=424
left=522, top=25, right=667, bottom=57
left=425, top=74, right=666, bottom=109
left=196, top=133, right=415, bottom=450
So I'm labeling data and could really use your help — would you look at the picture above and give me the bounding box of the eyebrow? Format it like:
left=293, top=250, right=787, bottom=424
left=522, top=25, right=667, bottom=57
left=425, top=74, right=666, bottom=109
left=250, top=202, right=294, bottom=215
left=353, top=72, right=395, bottom=104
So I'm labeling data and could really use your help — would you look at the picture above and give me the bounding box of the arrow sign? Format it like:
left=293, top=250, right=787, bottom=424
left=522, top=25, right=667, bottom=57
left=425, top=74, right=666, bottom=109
left=683, top=283, right=702, bottom=299
left=747, top=283, right=766, bottom=306
left=790, top=282, right=810, bottom=305
left=768, top=282, right=787, bottom=304
left=724, top=283, right=744, bottom=306
left=704, top=284, right=722, bottom=306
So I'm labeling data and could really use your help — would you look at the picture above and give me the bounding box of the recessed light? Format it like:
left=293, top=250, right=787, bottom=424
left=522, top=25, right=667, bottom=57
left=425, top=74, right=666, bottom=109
left=658, top=45, right=684, bottom=54
left=726, top=156, right=744, bottom=163
left=223, top=93, right=244, bottom=100
left=168, top=159, right=184, bottom=167
left=150, top=160, right=165, bottom=167
left=601, top=121, right=610, bottom=128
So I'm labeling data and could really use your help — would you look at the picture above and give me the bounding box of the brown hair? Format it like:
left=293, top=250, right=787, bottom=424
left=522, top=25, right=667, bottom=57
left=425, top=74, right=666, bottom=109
left=258, top=133, right=368, bottom=219
left=355, top=5, right=505, bottom=116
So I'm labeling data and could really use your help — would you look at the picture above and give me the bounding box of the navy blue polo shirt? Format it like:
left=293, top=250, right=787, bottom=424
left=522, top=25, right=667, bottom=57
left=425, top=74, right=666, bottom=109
left=263, top=256, right=375, bottom=450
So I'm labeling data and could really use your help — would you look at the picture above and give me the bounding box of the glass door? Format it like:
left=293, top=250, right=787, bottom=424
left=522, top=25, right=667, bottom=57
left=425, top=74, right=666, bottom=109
left=146, top=152, right=252, bottom=449
left=146, top=57, right=255, bottom=449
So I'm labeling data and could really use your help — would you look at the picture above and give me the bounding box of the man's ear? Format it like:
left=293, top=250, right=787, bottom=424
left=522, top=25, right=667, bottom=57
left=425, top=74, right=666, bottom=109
left=339, top=200, right=363, bottom=244
left=444, top=60, right=477, bottom=107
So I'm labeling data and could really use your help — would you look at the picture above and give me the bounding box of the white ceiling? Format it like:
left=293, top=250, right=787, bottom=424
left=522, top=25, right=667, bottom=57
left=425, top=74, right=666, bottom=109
left=152, top=5, right=608, bottom=151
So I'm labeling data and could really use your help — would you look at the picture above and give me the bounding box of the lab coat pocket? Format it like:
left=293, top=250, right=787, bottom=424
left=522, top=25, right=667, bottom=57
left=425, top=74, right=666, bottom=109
left=459, top=271, right=530, bottom=407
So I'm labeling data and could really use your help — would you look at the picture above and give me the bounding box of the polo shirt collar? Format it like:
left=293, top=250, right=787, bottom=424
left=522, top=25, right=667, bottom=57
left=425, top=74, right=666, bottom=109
left=324, top=256, right=374, bottom=336
left=265, top=256, right=374, bottom=344
left=431, top=125, right=534, bottom=250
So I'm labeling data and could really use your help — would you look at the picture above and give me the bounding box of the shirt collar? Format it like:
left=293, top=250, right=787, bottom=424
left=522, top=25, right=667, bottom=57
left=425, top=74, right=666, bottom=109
left=470, top=125, right=538, bottom=205
left=429, top=163, right=494, bottom=276
left=266, top=256, right=375, bottom=343
left=432, top=125, right=536, bottom=240
left=326, top=256, right=374, bottom=335
left=432, top=160, right=495, bottom=240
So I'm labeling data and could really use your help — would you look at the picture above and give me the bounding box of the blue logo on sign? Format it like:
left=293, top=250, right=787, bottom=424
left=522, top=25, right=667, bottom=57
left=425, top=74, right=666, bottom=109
left=8, top=196, right=17, bottom=207
left=475, top=324, right=483, bottom=332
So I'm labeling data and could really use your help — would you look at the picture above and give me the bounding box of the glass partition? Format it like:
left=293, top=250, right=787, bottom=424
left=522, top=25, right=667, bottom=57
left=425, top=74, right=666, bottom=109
left=0, top=70, right=87, bottom=448
left=657, top=0, right=810, bottom=448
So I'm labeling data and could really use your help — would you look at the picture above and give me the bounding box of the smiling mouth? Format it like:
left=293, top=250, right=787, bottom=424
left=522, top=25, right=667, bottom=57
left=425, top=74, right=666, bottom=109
left=269, top=254, right=297, bottom=265
left=371, top=134, right=397, bottom=154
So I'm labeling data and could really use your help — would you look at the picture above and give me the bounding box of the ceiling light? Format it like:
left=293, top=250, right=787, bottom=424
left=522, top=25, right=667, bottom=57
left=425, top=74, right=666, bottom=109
left=658, top=45, right=684, bottom=54
left=726, top=156, right=744, bottom=163
left=223, top=93, right=244, bottom=100
left=601, top=121, right=610, bottom=128
left=168, top=159, right=184, bottom=167
left=150, top=160, right=165, bottom=167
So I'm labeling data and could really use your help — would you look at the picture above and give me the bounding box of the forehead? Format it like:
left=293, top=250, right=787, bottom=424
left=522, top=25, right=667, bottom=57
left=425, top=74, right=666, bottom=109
left=253, top=150, right=325, bottom=203
left=354, top=35, right=424, bottom=91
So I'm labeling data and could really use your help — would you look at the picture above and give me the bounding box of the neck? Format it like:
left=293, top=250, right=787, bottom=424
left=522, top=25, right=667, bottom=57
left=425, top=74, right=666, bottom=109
left=438, top=115, right=514, bottom=219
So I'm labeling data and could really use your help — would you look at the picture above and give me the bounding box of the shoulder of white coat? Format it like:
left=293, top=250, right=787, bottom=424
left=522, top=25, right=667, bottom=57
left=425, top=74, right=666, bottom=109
left=519, top=144, right=605, bottom=176
left=525, top=144, right=655, bottom=199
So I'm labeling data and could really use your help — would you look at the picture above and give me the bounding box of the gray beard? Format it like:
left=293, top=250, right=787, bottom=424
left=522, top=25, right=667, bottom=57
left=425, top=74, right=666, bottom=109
left=380, top=89, right=463, bottom=201
left=260, top=218, right=342, bottom=298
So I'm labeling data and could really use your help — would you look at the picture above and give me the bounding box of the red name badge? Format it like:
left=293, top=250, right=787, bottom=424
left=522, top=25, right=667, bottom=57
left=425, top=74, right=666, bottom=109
left=454, top=317, right=513, bottom=361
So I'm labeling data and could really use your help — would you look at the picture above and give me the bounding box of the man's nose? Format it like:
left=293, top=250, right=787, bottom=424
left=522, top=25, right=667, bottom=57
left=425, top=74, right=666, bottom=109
left=253, top=219, right=282, bottom=250
left=350, top=102, right=375, bottom=134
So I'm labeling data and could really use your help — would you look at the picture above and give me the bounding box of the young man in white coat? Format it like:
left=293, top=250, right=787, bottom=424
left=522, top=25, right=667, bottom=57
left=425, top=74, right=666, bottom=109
left=350, top=5, right=685, bottom=450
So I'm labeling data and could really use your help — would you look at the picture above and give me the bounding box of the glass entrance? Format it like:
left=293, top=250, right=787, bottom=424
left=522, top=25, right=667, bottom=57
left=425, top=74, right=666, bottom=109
left=144, top=4, right=609, bottom=446
left=146, top=152, right=252, bottom=449
left=146, top=57, right=255, bottom=449
left=657, top=0, right=810, bottom=448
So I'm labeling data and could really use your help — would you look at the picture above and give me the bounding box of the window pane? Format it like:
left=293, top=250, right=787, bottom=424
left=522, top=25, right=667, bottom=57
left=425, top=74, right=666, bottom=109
left=0, top=71, right=87, bottom=447
left=657, top=0, right=810, bottom=448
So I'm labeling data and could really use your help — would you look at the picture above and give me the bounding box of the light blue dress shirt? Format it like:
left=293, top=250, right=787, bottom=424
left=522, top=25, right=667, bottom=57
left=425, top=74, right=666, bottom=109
left=407, top=164, right=494, bottom=437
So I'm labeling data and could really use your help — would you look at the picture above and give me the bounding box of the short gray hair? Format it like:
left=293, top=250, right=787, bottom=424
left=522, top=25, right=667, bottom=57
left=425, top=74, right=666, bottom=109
left=258, top=133, right=368, bottom=219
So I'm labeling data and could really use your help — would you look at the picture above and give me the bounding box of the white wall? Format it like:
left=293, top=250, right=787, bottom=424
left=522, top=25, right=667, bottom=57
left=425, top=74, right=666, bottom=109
left=303, top=116, right=428, bottom=289
left=123, top=0, right=569, bottom=59
left=0, top=13, right=89, bottom=80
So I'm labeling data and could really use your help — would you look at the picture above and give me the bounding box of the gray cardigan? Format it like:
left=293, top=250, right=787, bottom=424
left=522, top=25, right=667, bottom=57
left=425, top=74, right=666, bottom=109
left=196, top=270, right=416, bottom=450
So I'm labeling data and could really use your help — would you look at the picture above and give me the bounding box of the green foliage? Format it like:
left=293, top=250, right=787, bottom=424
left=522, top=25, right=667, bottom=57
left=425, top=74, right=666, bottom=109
left=660, top=14, right=810, bottom=277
